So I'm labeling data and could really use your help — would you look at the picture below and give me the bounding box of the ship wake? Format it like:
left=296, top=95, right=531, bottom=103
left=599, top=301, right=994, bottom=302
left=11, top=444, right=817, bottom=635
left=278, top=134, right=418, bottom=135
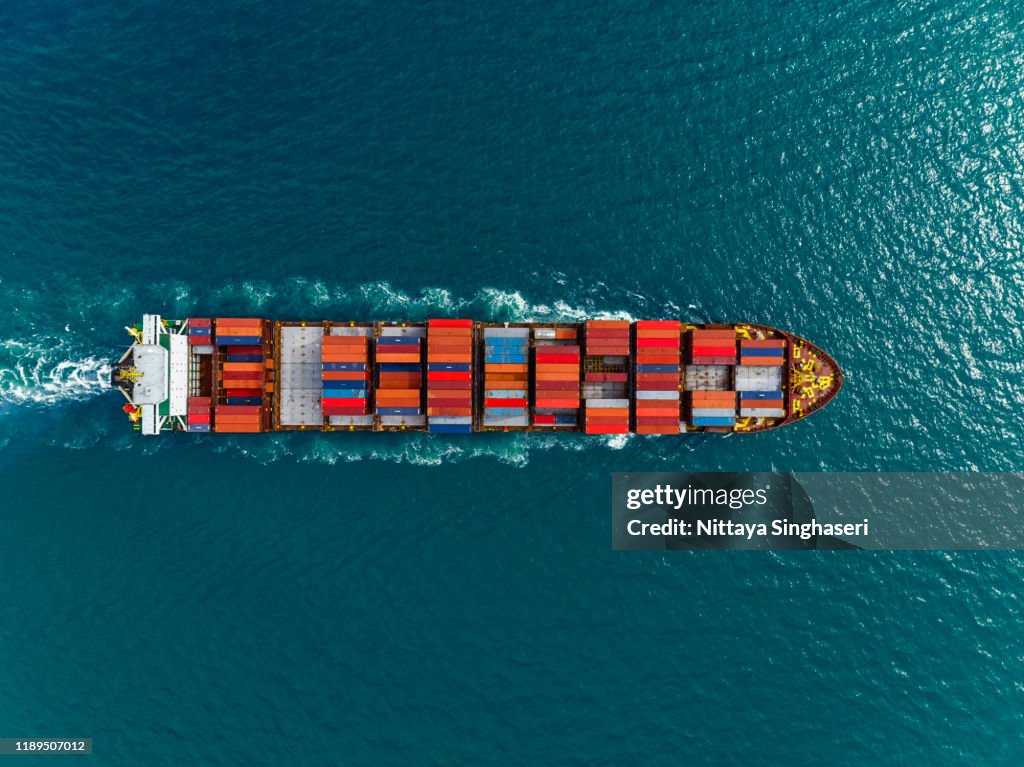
left=0, top=337, right=112, bottom=407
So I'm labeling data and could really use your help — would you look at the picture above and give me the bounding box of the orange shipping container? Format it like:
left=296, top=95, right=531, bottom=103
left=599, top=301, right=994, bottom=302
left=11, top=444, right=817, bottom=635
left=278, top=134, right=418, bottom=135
left=428, top=327, right=473, bottom=337
left=322, top=336, right=369, bottom=345
left=322, top=370, right=369, bottom=381
left=585, top=408, right=629, bottom=418
left=216, top=415, right=263, bottom=424
left=535, top=398, right=579, bottom=408
left=426, top=354, right=472, bottom=364
left=484, top=364, right=528, bottom=373
left=634, top=406, right=679, bottom=417
left=587, top=320, right=630, bottom=329
left=375, top=353, right=420, bottom=363
left=636, top=425, right=679, bottom=434
left=222, top=380, right=262, bottom=390
left=223, top=362, right=263, bottom=372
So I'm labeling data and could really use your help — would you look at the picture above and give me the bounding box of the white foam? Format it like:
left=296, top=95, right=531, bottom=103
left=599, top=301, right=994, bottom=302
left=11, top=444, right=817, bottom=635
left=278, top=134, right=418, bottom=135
left=0, top=337, right=112, bottom=407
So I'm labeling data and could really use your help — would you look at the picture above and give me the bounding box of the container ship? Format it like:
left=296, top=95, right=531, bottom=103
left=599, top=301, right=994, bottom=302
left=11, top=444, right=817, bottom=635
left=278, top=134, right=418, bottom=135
left=111, top=316, right=841, bottom=436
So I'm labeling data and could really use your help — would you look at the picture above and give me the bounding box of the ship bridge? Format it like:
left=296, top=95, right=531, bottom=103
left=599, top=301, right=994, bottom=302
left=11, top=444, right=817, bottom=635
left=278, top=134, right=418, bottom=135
left=112, top=314, right=190, bottom=435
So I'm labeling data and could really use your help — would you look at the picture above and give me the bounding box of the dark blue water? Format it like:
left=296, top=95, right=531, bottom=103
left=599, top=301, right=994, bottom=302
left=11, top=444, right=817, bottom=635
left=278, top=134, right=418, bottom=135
left=2, top=1, right=1024, bottom=763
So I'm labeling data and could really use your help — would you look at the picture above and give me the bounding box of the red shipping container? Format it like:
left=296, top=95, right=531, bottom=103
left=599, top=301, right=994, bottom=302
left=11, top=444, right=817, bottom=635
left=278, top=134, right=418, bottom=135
left=427, top=319, right=473, bottom=328
left=323, top=407, right=369, bottom=416
left=215, top=405, right=261, bottom=414
left=322, top=397, right=367, bottom=407
left=427, top=380, right=472, bottom=390
left=691, top=346, right=735, bottom=356
left=535, top=398, right=579, bottom=408
left=188, top=396, right=212, bottom=407
left=427, top=371, right=472, bottom=382
left=485, top=398, right=527, bottom=408
left=635, top=355, right=679, bottom=365
left=691, top=357, right=738, bottom=365
left=636, top=373, right=678, bottom=383
left=636, top=425, right=680, bottom=434
left=534, top=381, right=579, bottom=391
left=224, top=346, right=263, bottom=354
left=224, top=388, right=261, bottom=398
left=187, top=413, right=211, bottom=425
left=533, top=414, right=556, bottom=425
left=585, top=413, right=630, bottom=423
left=222, top=371, right=263, bottom=381
left=188, top=336, right=212, bottom=346
left=584, top=424, right=629, bottom=434
left=188, top=318, right=212, bottom=327
left=427, top=397, right=472, bottom=408
left=586, top=329, right=630, bottom=339
left=740, top=399, right=784, bottom=408
left=535, top=353, right=579, bottom=363
left=636, top=320, right=680, bottom=330
left=636, top=337, right=678, bottom=348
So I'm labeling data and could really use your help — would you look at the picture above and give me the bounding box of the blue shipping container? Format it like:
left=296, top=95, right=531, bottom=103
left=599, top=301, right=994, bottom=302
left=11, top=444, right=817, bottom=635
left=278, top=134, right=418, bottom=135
left=378, top=363, right=422, bottom=373
left=320, top=379, right=365, bottom=390
left=217, top=335, right=262, bottom=346
left=188, top=327, right=212, bottom=336
left=428, top=363, right=471, bottom=372
left=321, top=389, right=368, bottom=399
left=227, top=354, right=263, bottom=363
left=188, top=423, right=211, bottom=433
left=379, top=336, right=420, bottom=346
left=740, top=391, right=784, bottom=400
left=485, top=354, right=528, bottom=364
left=740, top=347, right=784, bottom=357
left=428, top=423, right=473, bottom=434
left=226, top=397, right=262, bottom=406
left=377, top=407, right=421, bottom=416
left=484, top=407, right=528, bottom=417
left=691, top=416, right=736, bottom=427
left=636, top=364, right=679, bottom=374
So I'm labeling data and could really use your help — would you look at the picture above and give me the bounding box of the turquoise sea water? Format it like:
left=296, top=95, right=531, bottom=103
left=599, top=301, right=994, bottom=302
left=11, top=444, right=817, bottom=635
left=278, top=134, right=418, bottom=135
left=2, top=0, right=1024, bottom=763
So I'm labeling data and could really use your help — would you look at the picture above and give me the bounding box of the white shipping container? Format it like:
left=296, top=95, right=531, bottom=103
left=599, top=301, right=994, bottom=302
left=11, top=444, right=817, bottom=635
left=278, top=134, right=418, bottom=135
left=587, top=398, right=629, bottom=408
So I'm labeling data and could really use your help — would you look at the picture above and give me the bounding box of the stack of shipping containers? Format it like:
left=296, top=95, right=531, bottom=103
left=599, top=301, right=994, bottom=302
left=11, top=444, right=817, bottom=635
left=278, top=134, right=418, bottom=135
left=689, top=328, right=738, bottom=365
left=426, top=319, right=474, bottom=434
left=483, top=327, right=530, bottom=429
left=187, top=396, right=211, bottom=432
left=739, top=338, right=786, bottom=366
left=687, top=390, right=738, bottom=428
left=683, top=327, right=738, bottom=430
left=187, top=317, right=212, bottom=347
left=321, top=327, right=372, bottom=427
left=582, top=320, right=630, bottom=434
left=739, top=391, right=785, bottom=419
left=376, top=325, right=425, bottom=428
left=633, top=320, right=681, bottom=434
left=736, top=337, right=787, bottom=420
left=186, top=317, right=214, bottom=433
left=532, top=326, right=579, bottom=429
left=212, top=318, right=265, bottom=433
